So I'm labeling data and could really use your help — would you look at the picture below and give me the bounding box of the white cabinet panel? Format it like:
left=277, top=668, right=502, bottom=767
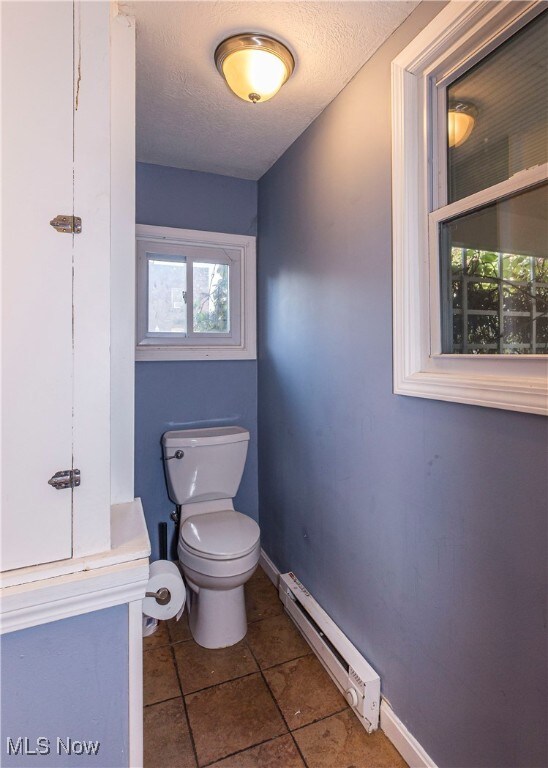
left=1, top=2, right=74, bottom=569
left=71, top=1, right=111, bottom=557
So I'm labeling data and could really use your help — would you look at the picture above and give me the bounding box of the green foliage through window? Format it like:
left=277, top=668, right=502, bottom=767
left=193, top=263, right=230, bottom=334
left=448, top=248, right=548, bottom=353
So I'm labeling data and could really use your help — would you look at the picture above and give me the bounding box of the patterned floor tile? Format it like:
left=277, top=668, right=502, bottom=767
left=245, top=566, right=284, bottom=623
left=174, top=637, right=258, bottom=694
left=264, top=654, right=347, bottom=729
left=168, top=613, right=193, bottom=644
left=144, top=697, right=196, bottom=768
left=207, top=734, right=305, bottom=768
left=144, top=620, right=171, bottom=651
left=246, top=613, right=310, bottom=669
left=293, top=709, right=408, bottom=768
left=143, top=646, right=180, bottom=706
left=185, top=673, right=287, bottom=766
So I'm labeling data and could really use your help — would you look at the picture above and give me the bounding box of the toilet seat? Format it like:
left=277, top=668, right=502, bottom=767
left=180, top=509, right=260, bottom=561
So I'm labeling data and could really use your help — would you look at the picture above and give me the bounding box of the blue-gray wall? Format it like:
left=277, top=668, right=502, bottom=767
left=257, top=4, right=548, bottom=768
left=136, top=163, right=257, bottom=236
left=1, top=607, right=129, bottom=766
left=136, top=163, right=259, bottom=560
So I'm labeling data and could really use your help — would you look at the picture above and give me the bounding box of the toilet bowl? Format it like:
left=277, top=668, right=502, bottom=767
left=162, top=427, right=260, bottom=649
left=178, top=506, right=260, bottom=647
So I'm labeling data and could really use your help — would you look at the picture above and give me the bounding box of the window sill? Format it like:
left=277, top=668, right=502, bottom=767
left=135, top=344, right=256, bottom=361
left=395, top=367, right=547, bottom=415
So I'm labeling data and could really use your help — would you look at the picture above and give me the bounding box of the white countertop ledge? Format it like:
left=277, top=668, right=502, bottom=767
left=0, top=499, right=151, bottom=633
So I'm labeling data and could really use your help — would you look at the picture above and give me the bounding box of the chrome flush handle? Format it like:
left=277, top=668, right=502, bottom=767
left=165, top=450, right=184, bottom=460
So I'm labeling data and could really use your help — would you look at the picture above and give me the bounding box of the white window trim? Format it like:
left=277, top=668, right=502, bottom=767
left=392, top=0, right=548, bottom=416
left=135, top=224, right=256, bottom=361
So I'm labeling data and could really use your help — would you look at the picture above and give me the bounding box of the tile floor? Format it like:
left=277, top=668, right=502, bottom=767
left=143, top=566, right=408, bottom=768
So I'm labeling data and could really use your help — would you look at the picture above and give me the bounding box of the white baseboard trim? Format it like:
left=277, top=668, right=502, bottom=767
left=259, top=548, right=279, bottom=587
left=381, top=699, right=438, bottom=768
left=259, top=547, right=437, bottom=767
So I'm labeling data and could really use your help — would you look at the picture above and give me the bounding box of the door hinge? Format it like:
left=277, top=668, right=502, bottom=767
left=48, top=468, right=81, bottom=490
left=50, top=215, right=82, bottom=234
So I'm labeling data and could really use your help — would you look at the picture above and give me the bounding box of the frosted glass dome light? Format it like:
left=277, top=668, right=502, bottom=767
left=448, top=102, right=477, bottom=148
left=215, top=34, right=295, bottom=104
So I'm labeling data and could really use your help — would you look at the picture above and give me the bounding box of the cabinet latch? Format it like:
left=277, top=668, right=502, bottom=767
left=48, top=469, right=81, bottom=490
left=50, top=215, right=82, bottom=234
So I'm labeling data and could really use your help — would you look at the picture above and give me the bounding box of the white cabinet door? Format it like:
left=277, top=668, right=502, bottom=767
left=1, top=2, right=74, bottom=570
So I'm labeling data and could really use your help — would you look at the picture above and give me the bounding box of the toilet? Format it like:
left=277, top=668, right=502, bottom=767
left=162, top=426, right=260, bottom=649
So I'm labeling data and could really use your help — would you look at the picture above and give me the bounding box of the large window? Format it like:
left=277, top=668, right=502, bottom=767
left=136, top=225, right=256, bottom=360
left=392, top=1, right=547, bottom=414
left=436, top=12, right=547, bottom=357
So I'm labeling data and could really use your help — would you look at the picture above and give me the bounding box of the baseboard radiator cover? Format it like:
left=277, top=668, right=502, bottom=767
left=278, top=571, right=380, bottom=733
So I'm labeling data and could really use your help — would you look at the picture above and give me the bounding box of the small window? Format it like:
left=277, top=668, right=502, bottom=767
left=136, top=225, right=256, bottom=361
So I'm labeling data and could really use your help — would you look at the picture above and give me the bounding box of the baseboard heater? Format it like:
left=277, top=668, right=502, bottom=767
left=279, top=572, right=380, bottom=733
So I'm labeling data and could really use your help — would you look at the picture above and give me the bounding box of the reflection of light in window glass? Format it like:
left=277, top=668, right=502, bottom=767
left=440, top=184, right=548, bottom=354
left=193, top=263, right=230, bottom=333
left=148, top=258, right=187, bottom=334
left=447, top=11, right=548, bottom=203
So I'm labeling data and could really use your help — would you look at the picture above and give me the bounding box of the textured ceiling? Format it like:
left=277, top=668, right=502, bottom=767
left=127, top=1, right=418, bottom=179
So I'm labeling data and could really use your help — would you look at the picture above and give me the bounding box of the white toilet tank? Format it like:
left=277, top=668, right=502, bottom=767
left=162, top=426, right=250, bottom=505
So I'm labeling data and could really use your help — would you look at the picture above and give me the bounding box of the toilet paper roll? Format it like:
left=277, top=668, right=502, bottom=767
left=142, top=560, right=186, bottom=621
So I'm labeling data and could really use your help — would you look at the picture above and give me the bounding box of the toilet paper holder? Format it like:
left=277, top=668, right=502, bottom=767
left=145, top=587, right=171, bottom=606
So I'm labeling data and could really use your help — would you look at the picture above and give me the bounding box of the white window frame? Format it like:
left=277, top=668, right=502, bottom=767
left=392, top=0, right=548, bottom=415
left=135, top=224, right=256, bottom=361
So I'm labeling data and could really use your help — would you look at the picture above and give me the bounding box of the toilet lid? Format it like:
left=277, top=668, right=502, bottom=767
left=180, top=510, right=260, bottom=559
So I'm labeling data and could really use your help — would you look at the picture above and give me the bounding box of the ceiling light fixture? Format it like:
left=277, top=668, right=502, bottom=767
left=448, top=102, right=477, bottom=148
left=215, top=33, right=295, bottom=104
